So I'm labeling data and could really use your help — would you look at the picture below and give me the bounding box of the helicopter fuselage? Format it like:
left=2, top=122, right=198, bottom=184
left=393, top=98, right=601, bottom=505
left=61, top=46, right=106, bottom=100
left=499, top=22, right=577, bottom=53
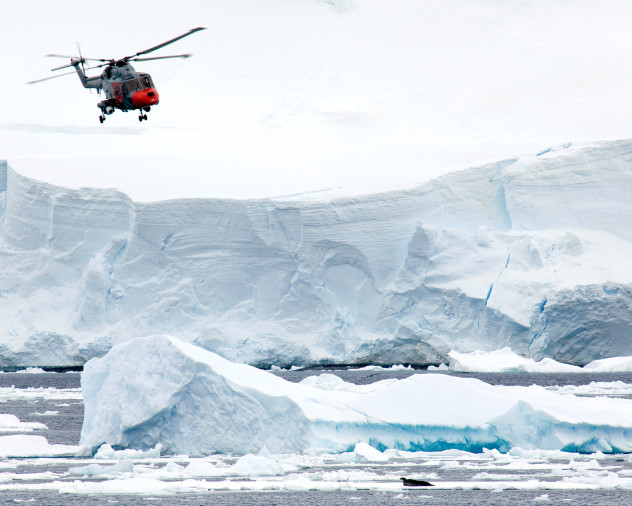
left=73, top=60, right=159, bottom=121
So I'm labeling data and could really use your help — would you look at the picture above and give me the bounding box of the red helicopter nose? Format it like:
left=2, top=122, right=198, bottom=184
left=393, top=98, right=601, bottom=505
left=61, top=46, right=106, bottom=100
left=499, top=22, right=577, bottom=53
left=132, top=88, right=160, bottom=108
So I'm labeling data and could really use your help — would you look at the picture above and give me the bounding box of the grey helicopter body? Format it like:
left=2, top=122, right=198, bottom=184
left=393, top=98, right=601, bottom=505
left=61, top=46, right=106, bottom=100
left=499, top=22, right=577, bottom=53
left=29, top=27, right=205, bottom=123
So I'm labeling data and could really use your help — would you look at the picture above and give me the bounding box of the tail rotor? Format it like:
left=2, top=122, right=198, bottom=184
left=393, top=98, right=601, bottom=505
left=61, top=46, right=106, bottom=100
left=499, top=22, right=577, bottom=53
left=76, top=42, right=86, bottom=73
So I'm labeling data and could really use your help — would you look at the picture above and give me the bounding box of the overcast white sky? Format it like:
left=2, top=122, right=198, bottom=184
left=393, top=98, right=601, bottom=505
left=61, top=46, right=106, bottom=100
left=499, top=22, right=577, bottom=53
left=2, top=0, right=632, bottom=201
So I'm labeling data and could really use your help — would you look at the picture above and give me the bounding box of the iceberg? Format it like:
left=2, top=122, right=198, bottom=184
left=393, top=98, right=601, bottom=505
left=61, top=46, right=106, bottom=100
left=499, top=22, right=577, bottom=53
left=583, top=356, right=632, bottom=373
left=448, top=348, right=584, bottom=373
left=447, top=348, right=632, bottom=373
left=80, top=335, right=632, bottom=455
left=2, top=139, right=632, bottom=367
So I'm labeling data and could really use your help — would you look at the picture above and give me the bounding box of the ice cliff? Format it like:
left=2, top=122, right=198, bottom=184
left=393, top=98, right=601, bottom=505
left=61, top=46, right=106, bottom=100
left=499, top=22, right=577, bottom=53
left=80, top=335, right=632, bottom=455
left=1, top=139, right=632, bottom=367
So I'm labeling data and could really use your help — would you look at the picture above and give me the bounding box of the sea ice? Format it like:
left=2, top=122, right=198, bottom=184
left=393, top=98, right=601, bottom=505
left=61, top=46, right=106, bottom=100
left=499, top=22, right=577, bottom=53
left=15, top=368, right=46, bottom=374
left=0, top=435, right=85, bottom=458
left=69, top=461, right=134, bottom=477
left=93, top=443, right=163, bottom=460
left=0, top=387, right=82, bottom=402
left=352, top=442, right=389, bottom=462
left=29, top=411, right=59, bottom=417
left=0, top=415, right=46, bottom=435
left=80, top=335, right=632, bottom=456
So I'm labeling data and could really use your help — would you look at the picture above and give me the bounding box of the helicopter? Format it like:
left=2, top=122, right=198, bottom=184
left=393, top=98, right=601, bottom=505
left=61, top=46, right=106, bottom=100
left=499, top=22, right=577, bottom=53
left=28, top=27, right=206, bottom=123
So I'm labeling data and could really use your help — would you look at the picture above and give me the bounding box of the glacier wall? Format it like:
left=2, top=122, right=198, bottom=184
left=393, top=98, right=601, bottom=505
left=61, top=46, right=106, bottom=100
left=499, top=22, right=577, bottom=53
left=2, top=140, right=632, bottom=366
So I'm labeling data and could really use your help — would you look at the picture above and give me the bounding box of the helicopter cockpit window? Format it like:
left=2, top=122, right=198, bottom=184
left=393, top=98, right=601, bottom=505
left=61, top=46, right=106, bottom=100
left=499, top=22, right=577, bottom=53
left=124, top=79, right=140, bottom=93
left=123, top=77, right=153, bottom=93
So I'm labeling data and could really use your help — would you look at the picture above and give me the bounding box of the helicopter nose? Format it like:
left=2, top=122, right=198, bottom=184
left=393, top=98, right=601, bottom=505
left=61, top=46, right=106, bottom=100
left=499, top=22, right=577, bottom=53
left=132, top=88, right=160, bottom=108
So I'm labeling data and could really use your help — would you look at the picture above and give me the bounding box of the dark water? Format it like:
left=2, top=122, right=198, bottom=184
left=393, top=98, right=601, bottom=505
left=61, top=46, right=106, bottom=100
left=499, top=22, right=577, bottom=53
left=0, top=370, right=630, bottom=504
left=0, top=372, right=83, bottom=446
left=6, top=489, right=632, bottom=506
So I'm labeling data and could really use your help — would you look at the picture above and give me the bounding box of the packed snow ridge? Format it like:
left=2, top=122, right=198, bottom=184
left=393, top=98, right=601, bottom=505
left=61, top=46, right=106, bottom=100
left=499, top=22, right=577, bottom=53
left=2, top=139, right=632, bottom=367
left=80, top=335, right=632, bottom=455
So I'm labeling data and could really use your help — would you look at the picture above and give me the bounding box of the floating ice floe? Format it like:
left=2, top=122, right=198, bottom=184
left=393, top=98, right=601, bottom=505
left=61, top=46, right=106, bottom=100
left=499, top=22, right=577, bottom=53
left=446, top=348, right=632, bottom=373
left=352, top=364, right=414, bottom=372
left=0, top=387, right=82, bottom=402
left=94, top=443, right=163, bottom=461
left=3, top=443, right=632, bottom=495
left=29, top=411, right=59, bottom=417
left=545, top=381, right=632, bottom=397
left=448, top=348, right=583, bottom=373
left=0, top=414, right=45, bottom=433
left=15, top=367, right=47, bottom=374
left=0, top=435, right=87, bottom=457
left=80, top=335, right=632, bottom=456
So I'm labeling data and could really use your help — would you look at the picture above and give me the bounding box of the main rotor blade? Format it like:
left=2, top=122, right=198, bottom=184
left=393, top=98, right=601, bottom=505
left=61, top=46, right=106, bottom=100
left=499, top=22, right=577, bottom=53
left=50, top=62, right=76, bottom=71
left=27, top=70, right=77, bottom=84
left=127, top=27, right=206, bottom=59
left=46, top=53, right=78, bottom=59
left=131, top=54, right=192, bottom=62
left=47, top=53, right=111, bottom=62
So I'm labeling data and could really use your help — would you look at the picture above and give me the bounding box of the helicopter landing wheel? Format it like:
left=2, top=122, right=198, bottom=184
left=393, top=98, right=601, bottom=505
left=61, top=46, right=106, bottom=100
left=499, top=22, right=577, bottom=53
left=99, top=115, right=105, bottom=124
left=138, top=114, right=148, bottom=122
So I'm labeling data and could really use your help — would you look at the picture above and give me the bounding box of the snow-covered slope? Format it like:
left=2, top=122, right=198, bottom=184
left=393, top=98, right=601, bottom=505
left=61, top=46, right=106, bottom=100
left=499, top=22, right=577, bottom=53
left=80, top=335, right=632, bottom=455
left=1, top=138, right=632, bottom=367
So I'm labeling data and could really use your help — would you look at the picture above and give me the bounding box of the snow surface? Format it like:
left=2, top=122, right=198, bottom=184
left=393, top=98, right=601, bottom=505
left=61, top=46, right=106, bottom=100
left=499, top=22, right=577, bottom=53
left=80, top=335, right=632, bottom=455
